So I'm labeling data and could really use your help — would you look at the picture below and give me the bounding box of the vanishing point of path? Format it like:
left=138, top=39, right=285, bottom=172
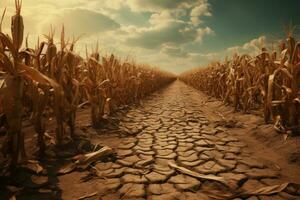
left=61, top=81, right=298, bottom=200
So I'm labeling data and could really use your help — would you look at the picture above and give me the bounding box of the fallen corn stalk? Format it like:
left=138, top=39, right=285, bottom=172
left=168, top=162, right=227, bottom=184
left=225, top=182, right=300, bottom=199
left=77, top=192, right=98, bottom=200
left=244, top=182, right=299, bottom=196
left=58, top=146, right=113, bottom=175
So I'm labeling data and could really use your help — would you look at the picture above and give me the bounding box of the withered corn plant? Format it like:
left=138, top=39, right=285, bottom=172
left=84, top=51, right=111, bottom=128
left=0, top=0, right=26, bottom=165
left=267, top=33, right=300, bottom=132
left=180, top=33, right=300, bottom=134
left=0, top=1, right=64, bottom=165
left=49, top=26, right=83, bottom=141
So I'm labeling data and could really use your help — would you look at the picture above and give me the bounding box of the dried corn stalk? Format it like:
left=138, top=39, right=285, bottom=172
left=84, top=54, right=110, bottom=127
left=180, top=34, right=300, bottom=134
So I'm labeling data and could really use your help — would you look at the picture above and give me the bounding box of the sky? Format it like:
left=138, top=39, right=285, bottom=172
left=0, top=0, right=299, bottom=74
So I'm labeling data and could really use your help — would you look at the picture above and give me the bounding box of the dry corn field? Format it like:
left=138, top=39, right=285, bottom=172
left=179, top=39, right=300, bottom=135
left=0, top=1, right=299, bottom=200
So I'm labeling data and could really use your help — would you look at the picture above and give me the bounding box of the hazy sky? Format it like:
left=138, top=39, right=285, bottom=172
left=1, top=0, right=299, bottom=73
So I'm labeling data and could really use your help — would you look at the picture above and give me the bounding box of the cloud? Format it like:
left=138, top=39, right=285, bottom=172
left=227, top=35, right=267, bottom=55
left=190, top=2, right=211, bottom=17
left=196, top=27, right=215, bottom=41
left=190, top=1, right=211, bottom=25
left=126, top=20, right=214, bottom=49
left=183, top=35, right=269, bottom=69
left=242, top=35, right=266, bottom=50
left=126, top=0, right=202, bottom=12
left=125, top=0, right=212, bottom=27
left=161, top=44, right=189, bottom=57
left=191, top=17, right=203, bottom=26
left=149, top=9, right=186, bottom=26
left=89, top=0, right=125, bottom=10
left=121, top=0, right=214, bottom=51
left=127, top=21, right=193, bottom=49
left=40, top=8, right=120, bottom=36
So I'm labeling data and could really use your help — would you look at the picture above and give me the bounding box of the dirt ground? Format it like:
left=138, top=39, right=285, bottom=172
left=1, top=80, right=299, bottom=200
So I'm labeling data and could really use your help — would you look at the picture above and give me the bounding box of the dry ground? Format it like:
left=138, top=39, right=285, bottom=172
left=1, top=80, right=299, bottom=200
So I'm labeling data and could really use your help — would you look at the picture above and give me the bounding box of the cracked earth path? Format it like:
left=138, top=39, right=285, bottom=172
left=88, top=81, right=297, bottom=200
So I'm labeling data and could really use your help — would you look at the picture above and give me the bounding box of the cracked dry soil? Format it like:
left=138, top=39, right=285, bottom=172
left=58, top=81, right=300, bottom=200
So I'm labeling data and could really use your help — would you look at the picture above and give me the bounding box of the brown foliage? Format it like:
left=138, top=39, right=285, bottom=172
left=180, top=36, right=300, bottom=134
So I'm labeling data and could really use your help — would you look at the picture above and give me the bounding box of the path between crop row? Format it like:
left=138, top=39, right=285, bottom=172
left=59, top=81, right=299, bottom=200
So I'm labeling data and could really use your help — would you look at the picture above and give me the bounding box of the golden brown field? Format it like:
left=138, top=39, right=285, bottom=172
left=180, top=35, right=300, bottom=135
left=0, top=1, right=299, bottom=200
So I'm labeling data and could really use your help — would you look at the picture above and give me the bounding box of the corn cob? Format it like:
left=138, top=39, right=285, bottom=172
left=11, top=0, right=23, bottom=51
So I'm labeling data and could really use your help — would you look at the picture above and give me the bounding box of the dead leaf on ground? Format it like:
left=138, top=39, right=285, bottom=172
left=58, top=146, right=114, bottom=175
left=221, top=182, right=300, bottom=199
left=22, top=160, right=44, bottom=174
left=78, top=192, right=98, bottom=200
left=247, top=183, right=289, bottom=195
left=75, top=146, right=113, bottom=166
left=168, top=162, right=227, bottom=184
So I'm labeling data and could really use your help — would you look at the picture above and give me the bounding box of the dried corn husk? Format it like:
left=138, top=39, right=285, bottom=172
left=11, top=0, right=23, bottom=50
